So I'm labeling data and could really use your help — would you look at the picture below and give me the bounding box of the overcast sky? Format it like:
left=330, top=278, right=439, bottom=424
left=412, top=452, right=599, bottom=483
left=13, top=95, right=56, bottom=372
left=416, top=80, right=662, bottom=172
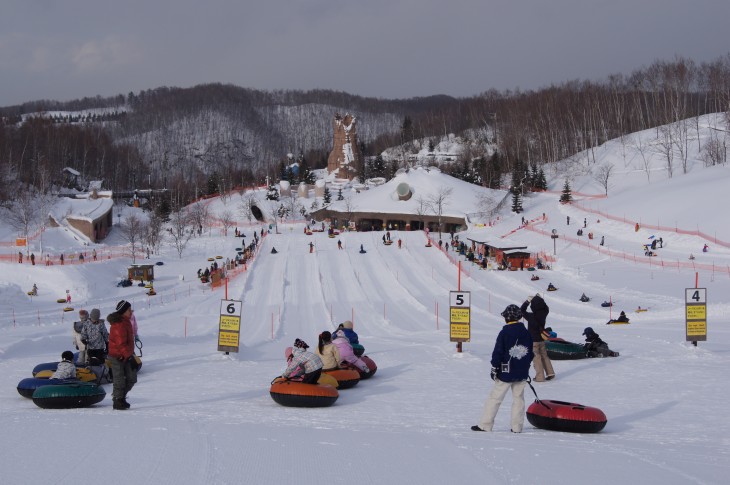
left=1, top=0, right=728, bottom=106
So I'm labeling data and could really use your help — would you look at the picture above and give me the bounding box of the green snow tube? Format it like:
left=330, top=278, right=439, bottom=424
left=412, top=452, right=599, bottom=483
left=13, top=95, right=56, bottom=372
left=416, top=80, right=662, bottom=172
left=545, top=339, right=589, bottom=360
left=32, top=382, right=106, bottom=409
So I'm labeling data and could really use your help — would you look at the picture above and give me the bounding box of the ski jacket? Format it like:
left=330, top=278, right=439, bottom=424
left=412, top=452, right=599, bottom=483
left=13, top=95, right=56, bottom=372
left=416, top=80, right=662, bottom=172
left=108, top=313, right=135, bottom=360
left=491, top=321, right=534, bottom=382
left=51, top=360, right=77, bottom=380
left=521, top=295, right=549, bottom=342
left=332, top=333, right=369, bottom=372
left=283, top=348, right=323, bottom=378
left=584, top=335, right=611, bottom=356
left=72, top=320, right=87, bottom=351
left=315, top=342, right=341, bottom=370
left=337, top=327, right=359, bottom=345
left=82, top=319, right=109, bottom=351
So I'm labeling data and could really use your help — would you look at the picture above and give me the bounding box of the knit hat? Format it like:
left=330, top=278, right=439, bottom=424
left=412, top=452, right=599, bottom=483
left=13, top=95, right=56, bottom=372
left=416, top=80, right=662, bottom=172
left=342, top=320, right=354, bottom=329
left=90, top=308, right=101, bottom=321
left=116, top=300, right=131, bottom=314
left=583, top=327, right=595, bottom=337
left=500, top=304, right=522, bottom=322
left=79, top=309, right=89, bottom=320
left=293, top=338, right=309, bottom=350
left=61, top=351, right=74, bottom=362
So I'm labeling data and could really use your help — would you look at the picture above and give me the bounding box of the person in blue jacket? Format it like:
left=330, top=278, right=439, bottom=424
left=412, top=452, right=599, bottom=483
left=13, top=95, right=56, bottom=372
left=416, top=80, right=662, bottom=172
left=472, top=304, right=534, bottom=433
left=336, top=320, right=359, bottom=345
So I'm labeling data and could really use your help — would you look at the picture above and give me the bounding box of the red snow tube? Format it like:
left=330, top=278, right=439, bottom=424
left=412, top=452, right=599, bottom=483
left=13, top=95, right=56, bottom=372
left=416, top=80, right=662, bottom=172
left=323, top=369, right=361, bottom=389
left=526, top=399, right=607, bottom=433
left=269, top=377, right=338, bottom=407
left=360, top=356, right=377, bottom=379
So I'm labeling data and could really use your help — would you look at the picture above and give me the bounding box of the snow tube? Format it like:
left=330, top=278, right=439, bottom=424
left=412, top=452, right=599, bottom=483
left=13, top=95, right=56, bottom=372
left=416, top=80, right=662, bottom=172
left=607, top=320, right=630, bottom=325
left=32, top=382, right=106, bottom=409
left=526, top=399, right=607, bottom=433
left=17, top=378, right=77, bottom=398
left=56, top=298, right=66, bottom=303
left=317, top=373, right=339, bottom=388
left=269, top=377, right=338, bottom=407
left=545, top=339, right=588, bottom=360
left=352, top=343, right=365, bottom=357
left=63, top=307, right=74, bottom=312
left=601, top=302, right=613, bottom=307
left=323, top=369, right=361, bottom=389
left=34, top=367, right=98, bottom=382
left=360, top=356, right=377, bottom=379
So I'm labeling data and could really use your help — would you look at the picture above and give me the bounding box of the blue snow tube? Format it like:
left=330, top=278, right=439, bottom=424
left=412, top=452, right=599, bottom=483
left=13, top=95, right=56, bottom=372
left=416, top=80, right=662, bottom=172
left=17, top=378, right=77, bottom=398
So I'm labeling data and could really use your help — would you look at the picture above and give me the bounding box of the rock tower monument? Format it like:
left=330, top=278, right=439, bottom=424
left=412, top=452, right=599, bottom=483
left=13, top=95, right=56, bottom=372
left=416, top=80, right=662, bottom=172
left=327, top=113, right=362, bottom=180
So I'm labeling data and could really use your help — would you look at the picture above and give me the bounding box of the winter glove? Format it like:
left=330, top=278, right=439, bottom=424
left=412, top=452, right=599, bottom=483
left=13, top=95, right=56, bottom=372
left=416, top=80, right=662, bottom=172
left=490, top=367, right=499, bottom=381
left=129, top=358, right=139, bottom=371
left=75, top=345, right=79, bottom=350
left=81, top=338, right=88, bottom=345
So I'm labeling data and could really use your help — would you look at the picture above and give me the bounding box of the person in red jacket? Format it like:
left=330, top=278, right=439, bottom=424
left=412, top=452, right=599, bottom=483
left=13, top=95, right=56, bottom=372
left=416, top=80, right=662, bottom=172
left=107, top=300, right=138, bottom=410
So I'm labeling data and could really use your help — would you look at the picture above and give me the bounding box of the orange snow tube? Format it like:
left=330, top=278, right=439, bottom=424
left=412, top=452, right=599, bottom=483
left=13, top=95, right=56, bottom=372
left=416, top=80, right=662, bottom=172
left=269, top=377, right=338, bottom=407
left=323, top=369, right=361, bottom=389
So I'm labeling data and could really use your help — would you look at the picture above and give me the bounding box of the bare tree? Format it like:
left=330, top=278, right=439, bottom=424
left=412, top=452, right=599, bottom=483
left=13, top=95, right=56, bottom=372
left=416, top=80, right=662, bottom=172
left=629, top=134, right=654, bottom=182
left=188, top=201, right=210, bottom=235
left=119, top=214, right=144, bottom=263
left=169, top=208, right=193, bottom=258
left=1, top=188, right=41, bottom=254
left=143, top=212, right=165, bottom=254
left=219, top=209, right=235, bottom=236
left=654, top=125, right=675, bottom=178
left=427, top=186, right=453, bottom=238
left=342, top=196, right=356, bottom=228
left=414, top=195, right=429, bottom=231
left=475, top=192, right=497, bottom=222
left=593, top=163, right=615, bottom=195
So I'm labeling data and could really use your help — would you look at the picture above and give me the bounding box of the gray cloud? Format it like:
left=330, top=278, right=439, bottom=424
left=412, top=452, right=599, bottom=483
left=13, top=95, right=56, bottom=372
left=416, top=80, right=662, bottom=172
left=1, top=0, right=728, bottom=105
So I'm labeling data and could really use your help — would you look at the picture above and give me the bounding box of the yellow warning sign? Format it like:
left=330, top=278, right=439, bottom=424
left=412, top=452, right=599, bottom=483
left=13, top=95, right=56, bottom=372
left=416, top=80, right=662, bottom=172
left=686, top=305, right=706, bottom=320
left=687, top=321, right=706, bottom=336
left=450, top=323, right=471, bottom=342
left=219, top=315, right=241, bottom=331
left=218, top=331, right=239, bottom=347
left=450, top=307, right=470, bottom=324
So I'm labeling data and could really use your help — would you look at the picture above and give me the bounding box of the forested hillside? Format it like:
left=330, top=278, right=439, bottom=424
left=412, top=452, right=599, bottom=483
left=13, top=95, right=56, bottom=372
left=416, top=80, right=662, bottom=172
left=0, top=55, right=728, bottom=206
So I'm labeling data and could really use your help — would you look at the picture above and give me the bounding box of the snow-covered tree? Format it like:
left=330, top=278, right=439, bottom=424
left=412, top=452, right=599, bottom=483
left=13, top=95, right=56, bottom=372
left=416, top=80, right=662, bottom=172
left=560, top=179, right=573, bottom=204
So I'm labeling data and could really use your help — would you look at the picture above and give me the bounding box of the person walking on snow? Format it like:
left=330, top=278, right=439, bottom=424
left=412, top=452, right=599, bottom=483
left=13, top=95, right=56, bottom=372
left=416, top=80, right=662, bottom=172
left=472, top=304, right=533, bottom=433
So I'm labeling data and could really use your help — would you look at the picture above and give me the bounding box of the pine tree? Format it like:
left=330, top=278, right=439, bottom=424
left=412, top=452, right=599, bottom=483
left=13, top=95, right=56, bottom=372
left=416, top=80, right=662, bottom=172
left=323, top=187, right=331, bottom=204
left=511, top=187, right=523, bottom=213
left=537, top=168, right=548, bottom=191
left=337, top=188, right=344, bottom=201
left=372, top=155, right=386, bottom=178
left=560, top=178, right=573, bottom=203
left=156, top=197, right=172, bottom=223
left=266, top=184, right=279, bottom=201
left=206, top=172, right=220, bottom=196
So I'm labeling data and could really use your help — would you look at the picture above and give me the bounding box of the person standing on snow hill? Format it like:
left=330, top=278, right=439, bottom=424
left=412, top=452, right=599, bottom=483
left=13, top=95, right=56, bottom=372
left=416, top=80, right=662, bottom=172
left=520, top=294, right=555, bottom=382
left=282, top=339, right=323, bottom=384
left=51, top=351, right=77, bottom=380
left=108, top=300, right=138, bottom=410
left=82, top=308, right=109, bottom=364
left=472, top=304, right=534, bottom=433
